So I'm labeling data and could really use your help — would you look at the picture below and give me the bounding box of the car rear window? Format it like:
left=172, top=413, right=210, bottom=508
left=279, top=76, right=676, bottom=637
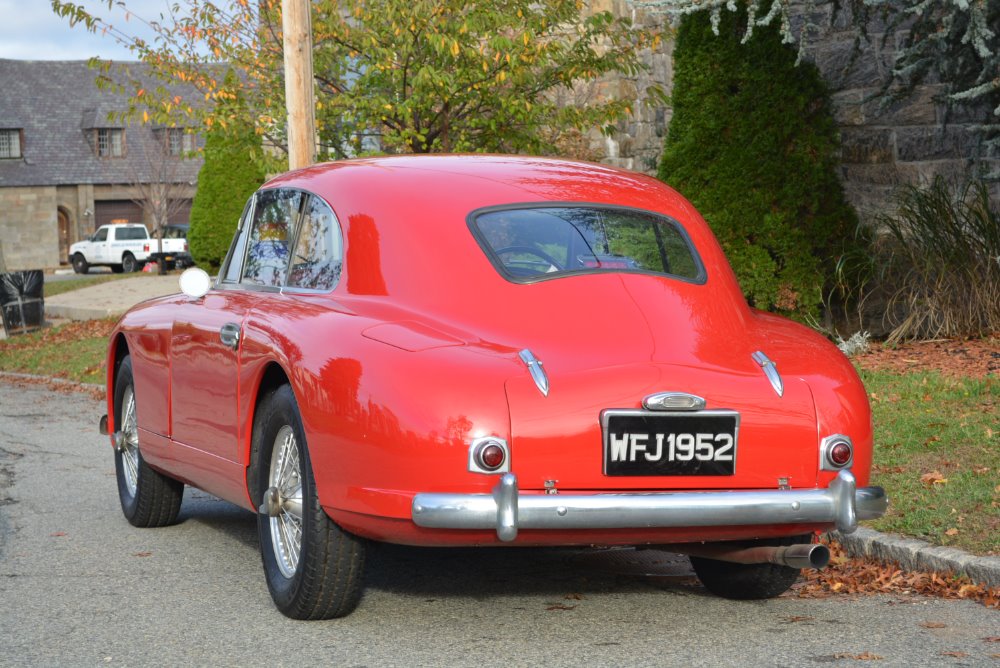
left=470, top=206, right=704, bottom=283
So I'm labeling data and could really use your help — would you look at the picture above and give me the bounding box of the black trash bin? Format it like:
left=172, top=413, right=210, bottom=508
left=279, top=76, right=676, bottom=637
left=0, top=270, right=45, bottom=335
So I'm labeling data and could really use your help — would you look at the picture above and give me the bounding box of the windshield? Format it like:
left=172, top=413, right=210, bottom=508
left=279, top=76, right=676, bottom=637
left=470, top=206, right=704, bottom=283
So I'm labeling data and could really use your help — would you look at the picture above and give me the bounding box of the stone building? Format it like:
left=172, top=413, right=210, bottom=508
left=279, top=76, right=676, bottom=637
left=589, top=1, right=999, bottom=223
left=0, top=60, right=201, bottom=271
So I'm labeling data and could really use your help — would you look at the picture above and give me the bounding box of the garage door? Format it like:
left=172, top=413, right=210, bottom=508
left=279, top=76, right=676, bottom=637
left=169, top=199, right=193, bottom=226
left=94, top=200, right=145, bottom=229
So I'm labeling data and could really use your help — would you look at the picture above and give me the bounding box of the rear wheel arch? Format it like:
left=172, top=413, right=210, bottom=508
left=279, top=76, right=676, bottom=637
left=245, top=361, right=293, bottom=506
left=109, top=333, right=131, bottom=427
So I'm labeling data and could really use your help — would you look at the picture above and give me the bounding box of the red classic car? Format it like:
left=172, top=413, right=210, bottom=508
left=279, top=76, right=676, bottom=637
left=101, top=155, right=886, bottom=619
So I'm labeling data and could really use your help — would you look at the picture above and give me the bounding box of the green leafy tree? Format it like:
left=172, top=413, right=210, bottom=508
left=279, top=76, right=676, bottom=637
left=658, top=6, right=857, bottom=318
left=188, top=112, right=265, bottom=270
left=52, top=0, right=661, bottom=159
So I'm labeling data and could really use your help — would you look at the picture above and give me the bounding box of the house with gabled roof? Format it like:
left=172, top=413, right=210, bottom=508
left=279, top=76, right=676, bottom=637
left=0, top=59, right=202, bottom=271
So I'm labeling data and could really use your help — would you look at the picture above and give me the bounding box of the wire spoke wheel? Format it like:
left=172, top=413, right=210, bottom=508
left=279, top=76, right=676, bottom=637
left=112, top=354, right=183, bottom=527
left=268, top=425, right=304, bottom=579
left=253, top=384, right=365, bottom=619
left=119, top=386, right=140, bottom=497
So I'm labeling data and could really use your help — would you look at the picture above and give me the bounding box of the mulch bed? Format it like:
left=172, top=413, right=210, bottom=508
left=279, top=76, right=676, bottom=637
left=854, top=335, right=1000, bottom=379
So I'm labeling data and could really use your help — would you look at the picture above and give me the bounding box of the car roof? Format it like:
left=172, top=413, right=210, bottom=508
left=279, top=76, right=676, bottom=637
left=263, top=155, right=691, bottom=216
left=258, top=155, right=741, bottom=313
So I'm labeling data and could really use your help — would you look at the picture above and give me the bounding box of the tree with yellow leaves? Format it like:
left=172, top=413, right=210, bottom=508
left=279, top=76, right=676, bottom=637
left=52, top=0, right=662, bottom=160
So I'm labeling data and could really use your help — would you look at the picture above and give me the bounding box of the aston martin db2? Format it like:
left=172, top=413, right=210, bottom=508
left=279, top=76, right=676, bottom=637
left=101, top=155, right=887, bottom=618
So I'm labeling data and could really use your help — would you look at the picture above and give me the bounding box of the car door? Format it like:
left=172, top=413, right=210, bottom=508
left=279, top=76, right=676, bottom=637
left=92, top=226, right=109, bottom=264
left=169, top=188, right=304, bottom=462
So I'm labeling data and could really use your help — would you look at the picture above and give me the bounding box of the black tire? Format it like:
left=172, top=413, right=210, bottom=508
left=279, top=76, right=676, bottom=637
left=111, top=264, right=124, bottom=274
left=253, top=385, right=366, bottom=619
left=113, top=355, right=184, bottom=527
left=689, top=534, right=809, bottom=600
left=121, top=252, right=138, bottom=273
left=71, top=253, right=89, bottom=274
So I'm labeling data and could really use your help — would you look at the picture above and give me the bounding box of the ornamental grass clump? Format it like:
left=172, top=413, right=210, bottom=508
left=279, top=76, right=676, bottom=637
left=869, top=176, right=1000, bottom=343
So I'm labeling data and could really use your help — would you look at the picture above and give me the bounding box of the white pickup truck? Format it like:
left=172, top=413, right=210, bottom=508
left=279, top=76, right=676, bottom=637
left=69, top=224, right=192, bottom=274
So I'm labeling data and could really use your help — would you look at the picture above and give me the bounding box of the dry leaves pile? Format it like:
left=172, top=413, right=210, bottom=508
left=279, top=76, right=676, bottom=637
left=854, top=336, right=1000, bottom=379
left=793, top=540, right=999, bottom=608
left=2, top=318, right=116, bottom=353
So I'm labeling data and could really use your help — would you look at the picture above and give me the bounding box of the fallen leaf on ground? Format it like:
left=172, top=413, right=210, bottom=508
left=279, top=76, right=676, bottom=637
left=944, top=528, right=959, bottom=536
left=921, top=471, right=948, bottom=485
left=784, top=615, right=815, bottom=623
left=546, top=604, right=576, bottom=611
left=564, top=593, right=584, bottom=600
left=833, top=652, right=882, bottom=660
left=921, top=622, right=947, bottom=629
left=133, top=551, right=152, bottom=557
left=50, top=531, right=66, bottom=537
left=794, top=540, right=1000, bottom=609
left=984, top=637, right=1000, bottom=643
left=940, top=651, right=967, bottom=658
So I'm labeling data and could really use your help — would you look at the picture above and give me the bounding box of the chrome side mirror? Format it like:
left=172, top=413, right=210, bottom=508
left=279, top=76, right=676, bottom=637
left=179, top=267, right=212, bottom=299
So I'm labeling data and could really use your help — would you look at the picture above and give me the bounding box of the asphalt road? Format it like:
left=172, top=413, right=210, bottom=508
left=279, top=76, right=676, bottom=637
left=1, top=381, right=997, bottom=667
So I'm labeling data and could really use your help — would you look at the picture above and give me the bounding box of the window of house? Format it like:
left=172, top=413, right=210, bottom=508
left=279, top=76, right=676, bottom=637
left=0, top=129, right=22, bottom=159
left=97, top=128, right=124, bottom=157
left=166, top=128, right=193, bottom=156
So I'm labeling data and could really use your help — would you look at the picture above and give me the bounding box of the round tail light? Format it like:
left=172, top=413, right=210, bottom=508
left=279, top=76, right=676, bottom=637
left=823, top=436, right=854, bottom=468
left=476, top=441, right=507, bottom=471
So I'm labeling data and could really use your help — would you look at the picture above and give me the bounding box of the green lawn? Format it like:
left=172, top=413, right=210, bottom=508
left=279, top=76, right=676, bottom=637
left=0, top=319, right=114, bottom=384
left=862, top=369, right=998, bottom=555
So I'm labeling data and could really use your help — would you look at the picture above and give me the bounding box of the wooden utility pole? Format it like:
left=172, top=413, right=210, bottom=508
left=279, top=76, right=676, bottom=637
left=282, top=0, right=316, bottom=170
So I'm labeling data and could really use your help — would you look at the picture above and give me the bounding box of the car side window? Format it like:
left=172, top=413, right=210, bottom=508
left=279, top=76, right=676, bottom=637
left=286, top=195, right=343, bottom=291
left=241, top=189, right=303, bottom=288
left=94, top=228, right=108, bottom=242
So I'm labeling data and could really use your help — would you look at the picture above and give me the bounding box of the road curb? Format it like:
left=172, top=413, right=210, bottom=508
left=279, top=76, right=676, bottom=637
left=44, top=304, right=121, bottom=320
left=835, top=527, right=1000, bottom=589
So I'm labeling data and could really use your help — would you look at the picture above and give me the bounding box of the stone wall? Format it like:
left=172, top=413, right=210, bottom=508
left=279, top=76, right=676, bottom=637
left=591, top=2, right=999, bottom=223
left=795, top=1, right=1000, bottom=223
left=0, top=186, right=60, bottom=271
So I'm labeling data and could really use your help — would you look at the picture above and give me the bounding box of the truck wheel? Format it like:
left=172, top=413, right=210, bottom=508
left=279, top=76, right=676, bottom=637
left=689, top=534, right=809, bottom=600
left=122, top=252, right=138, bottom=273
left=71, top=253, right=89, bottom=274
left=253, top=384, right=366, bottom=619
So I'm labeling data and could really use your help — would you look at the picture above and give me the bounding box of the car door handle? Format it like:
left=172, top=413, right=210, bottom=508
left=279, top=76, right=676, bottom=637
left=220, top=322, right=241, bottom=351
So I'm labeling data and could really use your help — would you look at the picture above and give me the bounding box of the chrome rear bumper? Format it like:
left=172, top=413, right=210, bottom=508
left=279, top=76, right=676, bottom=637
left=411, top=470, right=887, bottom=542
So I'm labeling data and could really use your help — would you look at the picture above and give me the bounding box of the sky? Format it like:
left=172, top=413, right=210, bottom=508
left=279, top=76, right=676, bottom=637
left=0, top=0, right=169, bottom=61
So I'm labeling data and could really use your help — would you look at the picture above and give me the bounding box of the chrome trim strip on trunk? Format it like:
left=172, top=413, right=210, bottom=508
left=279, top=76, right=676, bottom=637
left=518, top=349, right=549, bottom=397
left=411, top=470, right=887, bottom=542
left=751, top=350, right=784, bottom=397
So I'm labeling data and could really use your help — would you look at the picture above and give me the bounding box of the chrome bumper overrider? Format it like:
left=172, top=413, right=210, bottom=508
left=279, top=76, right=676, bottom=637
left=411, top=470, right=887, bottom=542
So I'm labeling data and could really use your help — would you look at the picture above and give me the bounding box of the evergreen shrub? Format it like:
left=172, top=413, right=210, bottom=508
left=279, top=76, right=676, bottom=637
left=658, top=7, right=858, bottom=319
left=188, top=120, right=265, bottom=270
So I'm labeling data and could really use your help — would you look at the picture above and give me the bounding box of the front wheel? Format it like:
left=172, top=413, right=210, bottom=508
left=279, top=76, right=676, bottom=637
left=689, top=535, right=810, bottom=600
left=113, top=355, right=184, bottom=527
left=71, top=253, right=89, bottom=274
left=253, top=385, right=366, bottom=619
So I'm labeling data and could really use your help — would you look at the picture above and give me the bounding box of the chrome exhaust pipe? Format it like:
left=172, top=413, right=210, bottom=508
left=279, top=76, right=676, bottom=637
left=665, top=542, right=831, bottom=570
left=774, top=543, right=830, bottom=569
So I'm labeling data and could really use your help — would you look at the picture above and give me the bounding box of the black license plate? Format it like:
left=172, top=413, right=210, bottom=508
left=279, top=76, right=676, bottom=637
left=602, top=410, right=739, bottom=476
